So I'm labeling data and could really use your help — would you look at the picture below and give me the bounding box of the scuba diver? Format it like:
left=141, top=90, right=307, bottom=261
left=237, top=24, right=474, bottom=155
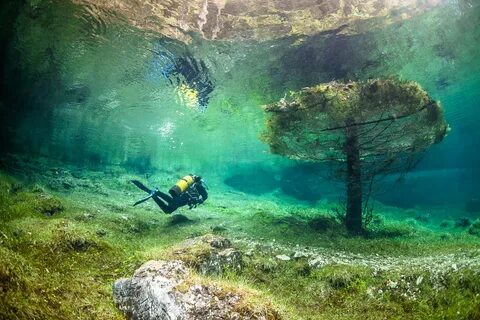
left=131, top=174, right=208, bottom=214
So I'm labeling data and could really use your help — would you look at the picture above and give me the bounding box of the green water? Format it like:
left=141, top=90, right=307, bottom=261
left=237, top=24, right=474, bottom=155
left=0, top=0, right=479, bottom=319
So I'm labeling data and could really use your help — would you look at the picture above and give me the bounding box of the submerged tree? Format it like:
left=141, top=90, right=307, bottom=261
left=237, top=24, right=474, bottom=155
left=262, top=78, right=449, bottom=234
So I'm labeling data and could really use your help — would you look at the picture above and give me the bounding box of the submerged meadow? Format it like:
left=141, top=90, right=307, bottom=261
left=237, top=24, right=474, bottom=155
left=1, top=154, right=479, bottom=319
left=1, top=0, right=480, bottom=319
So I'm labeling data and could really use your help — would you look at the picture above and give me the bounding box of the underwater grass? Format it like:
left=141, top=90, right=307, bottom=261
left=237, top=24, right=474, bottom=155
left=0, top=165, right=479, bottom=320
left=216, top=254, right=480, bottom=320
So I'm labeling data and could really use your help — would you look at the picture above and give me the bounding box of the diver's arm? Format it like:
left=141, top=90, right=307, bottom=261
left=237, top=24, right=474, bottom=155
left=196, top=183, right=208, bottom=202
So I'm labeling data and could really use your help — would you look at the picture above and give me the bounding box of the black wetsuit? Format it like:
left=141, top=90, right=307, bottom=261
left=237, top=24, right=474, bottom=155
left=131, top=180, right=208, bottom=214
left=153, top=183, right=208, bottom=214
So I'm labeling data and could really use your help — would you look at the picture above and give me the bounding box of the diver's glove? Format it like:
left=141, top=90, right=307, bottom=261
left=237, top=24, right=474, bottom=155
left=187, top=196, right=203, bottom=209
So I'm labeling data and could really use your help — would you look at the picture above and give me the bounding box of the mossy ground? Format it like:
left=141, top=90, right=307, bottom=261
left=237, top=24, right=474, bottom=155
left=0, top=155, right=479, bottom=319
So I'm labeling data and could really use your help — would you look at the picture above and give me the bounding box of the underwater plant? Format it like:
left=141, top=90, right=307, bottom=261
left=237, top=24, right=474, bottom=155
left=262, top=78, right=449, bottom=234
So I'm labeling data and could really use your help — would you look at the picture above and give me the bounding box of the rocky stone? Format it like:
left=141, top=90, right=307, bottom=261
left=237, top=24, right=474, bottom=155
left=83, top=213, right=96, bottom=219
left=170, top=234, right=243, bottom=274
left=275, top=254, right=291, bottom=261
left=293, top=251, right=308, bottom=260
left=113, top=260, right=280, bottom=320
left=387, top=280, right=398, bottom=289
left=211, top=225, right=228, bottom=233
left=96, top=229, right=107, bottom=237
left=113, top=260, right=189, bottom=320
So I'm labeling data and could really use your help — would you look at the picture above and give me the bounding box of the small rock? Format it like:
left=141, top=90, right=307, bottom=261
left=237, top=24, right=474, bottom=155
left=148, top=220, right=159, bottom=226
left=367, top=287, right=375, bottom=298
left=83, top=213, right=96, bottom=219
left=276, top=254, right=291, bottom=261
left=293, top=251, right=308, bottom=259
left=211, top=225, right=228, bottom=233
left=308, top=256, right=327, bottom=268
left=387, top=280, right=398, bottom=289
left=129, top=225, right=141, bottom=233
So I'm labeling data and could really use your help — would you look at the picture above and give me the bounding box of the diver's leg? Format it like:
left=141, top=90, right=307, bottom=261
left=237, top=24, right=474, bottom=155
left=155, top=191, right=174, bottom=204
left=151, top=196, right=176, bottom=214
left=163, top=205, right=177, bottom=214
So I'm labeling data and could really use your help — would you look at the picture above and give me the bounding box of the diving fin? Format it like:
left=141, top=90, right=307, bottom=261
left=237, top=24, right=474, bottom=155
left=132, top=189, right=158, bottom=206
left=133, top=194, right=154, bottom=206
left=131, top=180, right=152, bottom=193
left=131, top=180, right=158, bottom=206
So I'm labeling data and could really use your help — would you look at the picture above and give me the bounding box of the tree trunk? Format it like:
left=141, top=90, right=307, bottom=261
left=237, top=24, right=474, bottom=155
left=345, top=125, right=363, bottom=234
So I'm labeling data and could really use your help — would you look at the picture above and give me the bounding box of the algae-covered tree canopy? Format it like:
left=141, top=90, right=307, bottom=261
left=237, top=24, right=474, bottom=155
left=262, top=79, right=449, bottom=233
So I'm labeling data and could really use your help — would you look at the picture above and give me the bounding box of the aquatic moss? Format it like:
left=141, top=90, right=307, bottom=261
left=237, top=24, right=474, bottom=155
left=176, top=271, right=282, bottom=319
left=0, top=176, right=139, bottom=319
left=317, top=265, right=371, bottom=291
left=307, top=215, right=341, bottom=232
left=0, top=166, right=479, bottom=320
left=468, top=219, right=480, bottom=237
left=167, top=241, right=213, bottom=269
left=0, top=247, right=27, bottom=294
left=34, top=194, right=65, bottom=217
left=366, top=221, right=418, bottom=238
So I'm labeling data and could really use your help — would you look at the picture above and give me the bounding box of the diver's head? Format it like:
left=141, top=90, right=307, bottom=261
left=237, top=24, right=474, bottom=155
left=193, top=175, right=202, bottom=182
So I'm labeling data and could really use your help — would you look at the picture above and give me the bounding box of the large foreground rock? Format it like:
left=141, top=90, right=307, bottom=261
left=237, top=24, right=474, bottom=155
left=113, top=260, right=280, bottom=320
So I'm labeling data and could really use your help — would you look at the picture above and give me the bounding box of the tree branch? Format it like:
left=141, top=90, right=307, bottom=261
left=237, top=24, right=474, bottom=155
left=320, top=105, right=427, bottom=132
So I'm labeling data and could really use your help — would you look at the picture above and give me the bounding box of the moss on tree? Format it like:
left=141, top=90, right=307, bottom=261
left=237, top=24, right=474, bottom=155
left=262, top=78, right=449, bottom=233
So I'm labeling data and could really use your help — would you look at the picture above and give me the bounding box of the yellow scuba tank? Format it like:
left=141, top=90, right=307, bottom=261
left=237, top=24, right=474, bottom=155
left=169, top=175, right=195, bottom=197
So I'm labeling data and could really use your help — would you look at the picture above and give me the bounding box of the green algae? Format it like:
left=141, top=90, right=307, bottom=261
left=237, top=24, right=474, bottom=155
left=0, top=156, right=479, bottom=319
